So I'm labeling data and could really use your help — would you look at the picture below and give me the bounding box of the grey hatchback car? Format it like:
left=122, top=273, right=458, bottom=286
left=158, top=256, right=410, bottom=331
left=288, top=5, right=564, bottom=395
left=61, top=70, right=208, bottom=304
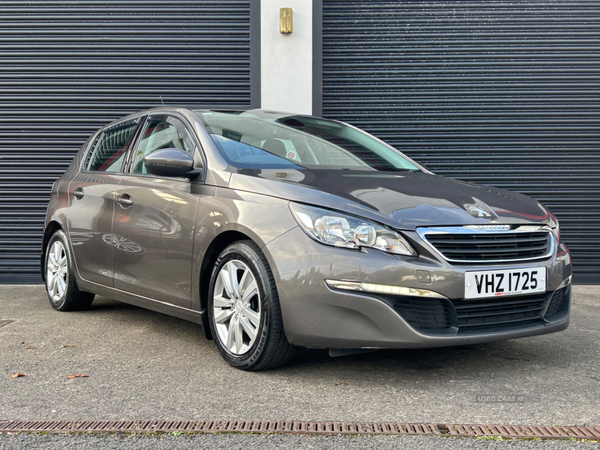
left=42, top=107, right=572, bottom=370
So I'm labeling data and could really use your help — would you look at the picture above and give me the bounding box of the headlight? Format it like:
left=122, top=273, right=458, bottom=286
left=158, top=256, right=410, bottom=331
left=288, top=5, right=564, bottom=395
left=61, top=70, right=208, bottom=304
left=289, top=203, right=417, bottom=256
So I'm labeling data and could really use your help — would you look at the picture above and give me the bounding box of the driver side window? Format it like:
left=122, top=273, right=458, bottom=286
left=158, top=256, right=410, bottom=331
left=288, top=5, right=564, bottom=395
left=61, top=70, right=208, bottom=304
left=132, top=116, right=195, bottom=174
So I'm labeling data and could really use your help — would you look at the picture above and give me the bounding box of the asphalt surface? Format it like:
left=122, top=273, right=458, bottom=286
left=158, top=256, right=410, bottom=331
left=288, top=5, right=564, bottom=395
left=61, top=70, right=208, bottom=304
left=0, top=432, right=599, bottom=450
left=1, top=284, right=599, bottom=448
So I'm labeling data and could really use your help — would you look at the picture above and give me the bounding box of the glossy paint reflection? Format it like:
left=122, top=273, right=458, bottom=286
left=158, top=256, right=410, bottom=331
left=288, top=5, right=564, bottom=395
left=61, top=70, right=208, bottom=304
left=67, top=173, right=120, bottom=286
left=230, top=169, right=549, bottom=229
left=112, top=175, right=197, bottom=307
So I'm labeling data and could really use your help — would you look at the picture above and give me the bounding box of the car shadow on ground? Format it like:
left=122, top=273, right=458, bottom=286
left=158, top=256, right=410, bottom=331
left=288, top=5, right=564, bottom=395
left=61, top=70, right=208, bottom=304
left=87, top=295, right=575, bottom=386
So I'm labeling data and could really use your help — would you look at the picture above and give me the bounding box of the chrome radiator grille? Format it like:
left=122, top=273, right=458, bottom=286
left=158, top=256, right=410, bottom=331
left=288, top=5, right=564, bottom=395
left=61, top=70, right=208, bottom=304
left=418, top=226, right=553, bottom=263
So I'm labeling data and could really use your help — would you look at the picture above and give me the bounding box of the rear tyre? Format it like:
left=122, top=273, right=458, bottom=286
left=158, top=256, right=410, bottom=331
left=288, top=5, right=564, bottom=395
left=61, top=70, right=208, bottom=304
left=45, top=229, right=95, bottom=311
left=208, top=240, right=296, bottom=371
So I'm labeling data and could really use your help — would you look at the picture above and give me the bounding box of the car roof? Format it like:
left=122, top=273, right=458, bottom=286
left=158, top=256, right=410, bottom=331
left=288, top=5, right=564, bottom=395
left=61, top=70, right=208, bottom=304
left=99, top=107, right=320, bottom=132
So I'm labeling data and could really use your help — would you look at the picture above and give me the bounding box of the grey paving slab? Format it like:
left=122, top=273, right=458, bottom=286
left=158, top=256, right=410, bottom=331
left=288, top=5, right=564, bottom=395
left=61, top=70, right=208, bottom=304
left=0, top=285, right=598, bottom=426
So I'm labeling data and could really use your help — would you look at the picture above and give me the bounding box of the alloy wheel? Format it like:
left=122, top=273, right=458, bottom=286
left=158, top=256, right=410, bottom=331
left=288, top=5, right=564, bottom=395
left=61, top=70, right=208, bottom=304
left=46, top=240, right=68, bottom=301
left=212, top=259, right=262, bottom=355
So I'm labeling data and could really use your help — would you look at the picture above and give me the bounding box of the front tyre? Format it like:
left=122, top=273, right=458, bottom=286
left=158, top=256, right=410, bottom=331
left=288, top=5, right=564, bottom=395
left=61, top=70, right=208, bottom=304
left=208, top=240, right=296, bottom=371
left=45, top=229, right=94, bottom=311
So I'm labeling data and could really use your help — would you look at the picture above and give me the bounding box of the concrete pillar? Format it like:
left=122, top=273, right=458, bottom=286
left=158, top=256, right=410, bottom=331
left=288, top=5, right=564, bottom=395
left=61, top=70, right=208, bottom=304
left=260, top=0, right=315, bottom=115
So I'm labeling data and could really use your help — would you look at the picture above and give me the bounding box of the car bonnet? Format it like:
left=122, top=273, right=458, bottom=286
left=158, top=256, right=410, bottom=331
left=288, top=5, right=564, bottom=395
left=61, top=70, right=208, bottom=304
left=228, top=169, right=552, bottom=231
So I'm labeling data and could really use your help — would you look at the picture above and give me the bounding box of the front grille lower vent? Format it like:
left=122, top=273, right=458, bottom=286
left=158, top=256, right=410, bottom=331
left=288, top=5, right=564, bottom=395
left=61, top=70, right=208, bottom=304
left=452, top=294, right=547, bottom=335
left=422, top=229, right=552, bottom=263
left=393, top=297, right=452, bottom=332
left=390, top=287, right=569, bottom=336
left=545, top=287, right=568, bottom=319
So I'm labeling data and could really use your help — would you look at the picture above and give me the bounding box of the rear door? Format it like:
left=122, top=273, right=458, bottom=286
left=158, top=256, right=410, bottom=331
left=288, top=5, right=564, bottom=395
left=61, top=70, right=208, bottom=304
left=67, top=118, right=141, bottom=286
left=112, top=114, right=202, bottom=308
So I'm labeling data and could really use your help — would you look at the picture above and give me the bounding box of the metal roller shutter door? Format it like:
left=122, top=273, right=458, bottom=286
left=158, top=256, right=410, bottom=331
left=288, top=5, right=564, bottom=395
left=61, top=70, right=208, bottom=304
left=322, top=1, right=600, bottom=283
left=0, top=0, right=251, bottom=283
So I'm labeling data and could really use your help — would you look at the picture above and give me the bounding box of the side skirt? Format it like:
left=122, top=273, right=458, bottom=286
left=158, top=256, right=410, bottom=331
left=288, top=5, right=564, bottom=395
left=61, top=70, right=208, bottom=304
left=77, top=279, right=205, bottom=326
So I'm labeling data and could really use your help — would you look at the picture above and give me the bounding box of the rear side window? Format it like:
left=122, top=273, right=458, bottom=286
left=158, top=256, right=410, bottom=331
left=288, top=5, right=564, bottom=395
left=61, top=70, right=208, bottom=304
left=85, top=119, right=140, bottom=172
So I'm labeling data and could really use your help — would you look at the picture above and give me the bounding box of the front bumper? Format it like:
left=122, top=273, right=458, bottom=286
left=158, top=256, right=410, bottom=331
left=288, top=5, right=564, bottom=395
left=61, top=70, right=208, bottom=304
left=264, top=227, right=572, bottom=349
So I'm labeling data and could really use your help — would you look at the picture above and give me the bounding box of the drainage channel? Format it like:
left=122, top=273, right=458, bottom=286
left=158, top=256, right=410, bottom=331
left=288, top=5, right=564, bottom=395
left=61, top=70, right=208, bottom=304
left=0, top=420, right=598, bottom=440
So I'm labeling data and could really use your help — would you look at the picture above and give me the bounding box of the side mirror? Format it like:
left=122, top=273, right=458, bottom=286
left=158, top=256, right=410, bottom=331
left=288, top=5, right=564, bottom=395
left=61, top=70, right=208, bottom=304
left=143, top=149, right=201, bottom=178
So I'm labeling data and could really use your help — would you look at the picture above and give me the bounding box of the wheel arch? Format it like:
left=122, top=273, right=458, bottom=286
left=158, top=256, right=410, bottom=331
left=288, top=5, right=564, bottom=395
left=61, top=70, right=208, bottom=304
left=198, top=230, right=259, bottom=339
left=40, top=220, right=64, bottom=282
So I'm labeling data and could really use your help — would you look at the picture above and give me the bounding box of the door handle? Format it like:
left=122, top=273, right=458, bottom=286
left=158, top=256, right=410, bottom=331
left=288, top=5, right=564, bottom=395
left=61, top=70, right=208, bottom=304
left=72, top=187, right=84, bottom=199
left=116, top=194, right=133, bottom=207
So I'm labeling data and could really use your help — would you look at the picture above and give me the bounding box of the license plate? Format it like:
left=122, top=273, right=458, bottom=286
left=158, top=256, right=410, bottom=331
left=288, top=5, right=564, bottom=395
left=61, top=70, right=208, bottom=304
left=465, top=267, right=546, bottom=299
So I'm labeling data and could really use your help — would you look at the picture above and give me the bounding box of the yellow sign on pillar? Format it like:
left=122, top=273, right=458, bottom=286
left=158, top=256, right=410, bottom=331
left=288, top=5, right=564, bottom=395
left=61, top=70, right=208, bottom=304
left=280, top=7, right=293, bottom=34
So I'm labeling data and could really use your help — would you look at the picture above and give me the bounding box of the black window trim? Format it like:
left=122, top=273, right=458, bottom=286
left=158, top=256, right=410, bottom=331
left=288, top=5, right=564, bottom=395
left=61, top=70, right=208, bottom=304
left=79, top=129, right=103, bottom=172
left=122, top=114, right=148, bottom=173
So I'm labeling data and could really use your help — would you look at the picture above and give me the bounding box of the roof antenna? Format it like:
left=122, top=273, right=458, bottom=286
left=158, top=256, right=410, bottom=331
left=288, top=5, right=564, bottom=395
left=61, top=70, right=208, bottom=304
left=159, top=95, right=165, bottom=105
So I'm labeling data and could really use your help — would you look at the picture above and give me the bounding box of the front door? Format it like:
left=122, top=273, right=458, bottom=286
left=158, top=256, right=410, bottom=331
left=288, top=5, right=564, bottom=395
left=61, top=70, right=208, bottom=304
left=112, top=115, right=201, bottom=308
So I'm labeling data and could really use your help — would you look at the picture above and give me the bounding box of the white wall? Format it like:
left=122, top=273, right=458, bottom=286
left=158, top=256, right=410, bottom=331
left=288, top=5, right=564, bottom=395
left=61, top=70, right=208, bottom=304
left=260, top=0, right=313, bottom=114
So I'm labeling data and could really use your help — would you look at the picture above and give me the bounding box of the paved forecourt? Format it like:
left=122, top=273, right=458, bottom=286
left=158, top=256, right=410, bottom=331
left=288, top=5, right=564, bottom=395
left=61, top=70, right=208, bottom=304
left=0, top=285, right=598, bottom=428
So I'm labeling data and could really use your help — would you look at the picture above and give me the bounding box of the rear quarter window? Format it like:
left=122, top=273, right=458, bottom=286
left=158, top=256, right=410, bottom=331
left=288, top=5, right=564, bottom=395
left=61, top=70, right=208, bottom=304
left=84, top=119, right=140, bottom=172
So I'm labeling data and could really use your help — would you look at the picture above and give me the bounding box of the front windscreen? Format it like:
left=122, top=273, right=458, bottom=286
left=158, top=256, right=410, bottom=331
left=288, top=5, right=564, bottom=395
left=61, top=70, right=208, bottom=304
left=194, top=111, right=420, bottom=172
